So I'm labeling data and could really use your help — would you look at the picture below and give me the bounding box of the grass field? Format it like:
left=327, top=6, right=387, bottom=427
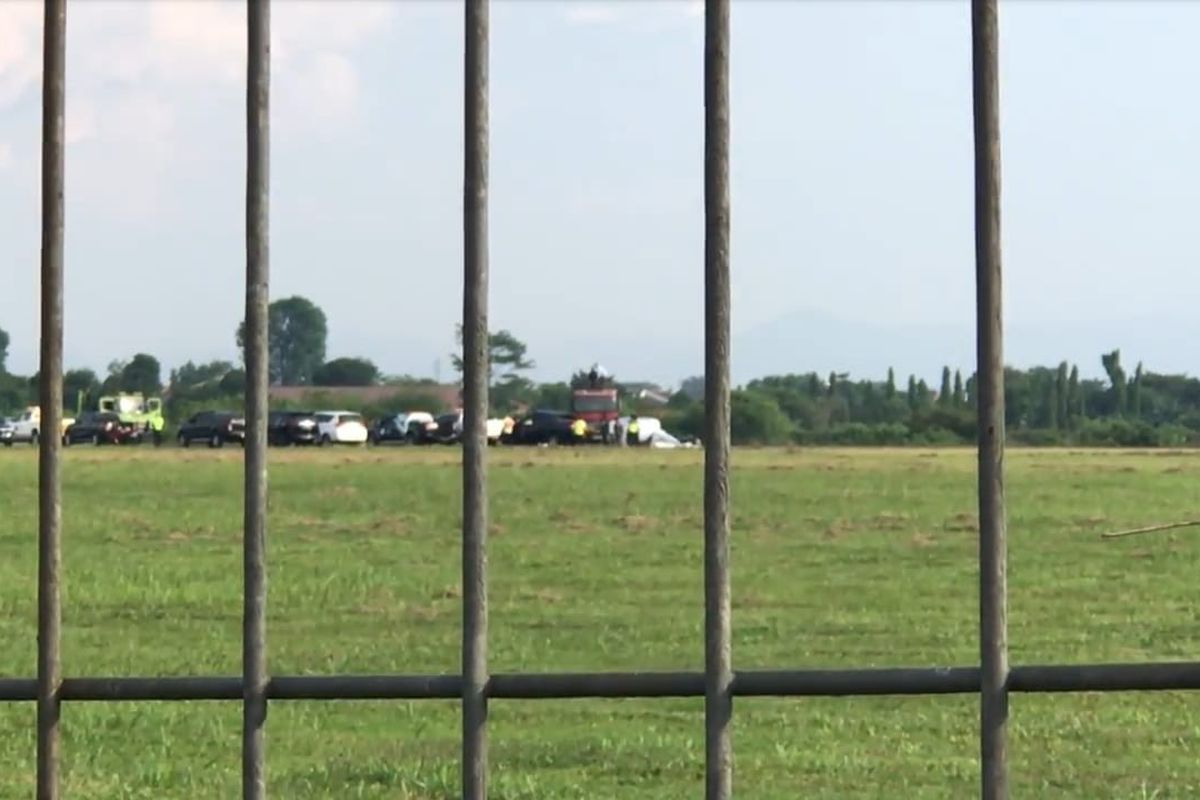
left=0, top=446, right=1198, bottom=798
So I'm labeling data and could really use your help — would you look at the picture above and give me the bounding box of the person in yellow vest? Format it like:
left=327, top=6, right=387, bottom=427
left=150, top=414, right=165, bottom=448
left=571, top=417, right=587, bottom=442
left=626, top=414, right=640, bottom=447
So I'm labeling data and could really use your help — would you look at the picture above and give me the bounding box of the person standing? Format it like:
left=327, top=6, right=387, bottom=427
left=626, top=414, right=640, bottom=447
left=150, top=414, right=165, bottom=448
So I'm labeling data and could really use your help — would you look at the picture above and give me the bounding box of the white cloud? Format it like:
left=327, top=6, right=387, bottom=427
left=0, top=1, right=396, bottom=213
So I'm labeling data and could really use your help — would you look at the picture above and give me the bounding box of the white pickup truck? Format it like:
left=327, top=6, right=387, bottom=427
left=9, top=406, right=74, bottom=445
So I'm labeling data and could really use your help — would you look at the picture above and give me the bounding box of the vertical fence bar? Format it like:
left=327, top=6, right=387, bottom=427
left=704, top=0, right=732, bottom=798
left=36, top=2, right=66, bottom=798
left=462, top=0, right=490, bottom=797
left=243, top=1, right=270, bottom=797
left=971, top=1, right=1008, bottom=797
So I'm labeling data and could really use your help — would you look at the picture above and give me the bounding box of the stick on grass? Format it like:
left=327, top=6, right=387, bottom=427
left=1100, top=519, right=1200, bottom=540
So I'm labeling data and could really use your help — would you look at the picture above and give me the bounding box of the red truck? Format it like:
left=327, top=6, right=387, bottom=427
left=570, top=387, right=620, bottom=442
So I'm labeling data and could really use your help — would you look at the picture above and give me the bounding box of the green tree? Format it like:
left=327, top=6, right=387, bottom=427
left=1131, top=362, right=1144, bottom=419
left=0, top=326, right=8, bottom=374
left=237, top=296, right=328, bottom=385
left=678, top=376, right=704, bottom=402
left=313, top=357, right=380, bottom=387
left=953, top=370, right=965, bottom=406
left=731, top=390, right=793, bottom=445
left=1067, top=365, right=1081, bottom=423
left=1047, top=378, right=1060, bottom=430
left=907, top=375, right=918, bottom=411
left=938, top=366, right=952, bottom=407
left=534, top=382, right=572, bottom=411
left=452, top=326, right=535, bottom=384
left=103, top=353, right=162, bottom=395
left=219, top=370, right=246, bottom=396
left=1055, top=362, right=1068, bottom=427
left=1101, top=349, right=1127, bottom=417
left=884, top=367, right=896, bottom=400
left=63, top=369, right=101, bottom=411
left=172, top=360, right=234, bottom=391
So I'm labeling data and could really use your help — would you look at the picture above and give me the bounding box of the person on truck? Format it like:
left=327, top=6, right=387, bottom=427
left=626, top=415, right=640, bottom=447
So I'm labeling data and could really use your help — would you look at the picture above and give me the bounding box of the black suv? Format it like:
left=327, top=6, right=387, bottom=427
left=268, top=410, right=319, bottom=446
left=507, top=410, right=574, bottom=445
left=64, top=412, right=141, bottom=446
left=178, top=411, right=246, bottom=448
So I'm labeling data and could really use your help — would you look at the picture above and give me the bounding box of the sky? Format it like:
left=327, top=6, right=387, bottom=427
left=1, top=0, right=1198, bottom=388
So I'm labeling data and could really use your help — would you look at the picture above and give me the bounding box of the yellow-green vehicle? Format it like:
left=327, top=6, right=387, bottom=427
left=97, top=393, right=164, bottom=433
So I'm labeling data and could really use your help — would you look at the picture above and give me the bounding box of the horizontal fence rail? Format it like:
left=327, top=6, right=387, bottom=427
left=4, top=662, right=1200, bottom=704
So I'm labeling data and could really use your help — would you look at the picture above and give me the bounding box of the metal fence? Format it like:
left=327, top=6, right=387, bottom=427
left=4, top=1, right=1199, bottom=799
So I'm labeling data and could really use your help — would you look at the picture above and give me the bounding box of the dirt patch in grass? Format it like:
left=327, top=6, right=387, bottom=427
left=824, top=518, right=854, bottom=539
left=943, top=512, right=977, bottom=533
left=872, top=511, right=909, bottom=531
left=616, top=514, right=656, bottom=533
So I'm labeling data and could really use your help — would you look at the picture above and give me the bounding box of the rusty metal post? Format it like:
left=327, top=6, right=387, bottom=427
left=462, top=0, right=490, bottom=797
left=243, top=0, right=270, bottom=797
left=704, top=0, right=732, bottom=797
left=36, top=1, right=66, bottom=797
left=971, top=1, right=1008, bottom=797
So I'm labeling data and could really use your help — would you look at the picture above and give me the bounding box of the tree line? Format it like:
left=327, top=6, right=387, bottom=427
left=657, top=349, right=1200, bottom=447
left=3, top=298, right=1200, bottom=447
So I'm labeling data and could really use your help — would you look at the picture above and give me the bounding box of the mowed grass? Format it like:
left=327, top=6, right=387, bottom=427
left=1, top=446, right=1199, bottom=798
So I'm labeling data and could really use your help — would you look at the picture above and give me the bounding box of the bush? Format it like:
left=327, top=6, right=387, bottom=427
left=730, top=390, right=794, bottom=445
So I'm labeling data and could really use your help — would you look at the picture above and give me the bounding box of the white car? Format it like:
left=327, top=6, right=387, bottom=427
left=314, top=411, right=368, bottom=445
left=9, top=406, right=74, bottom=445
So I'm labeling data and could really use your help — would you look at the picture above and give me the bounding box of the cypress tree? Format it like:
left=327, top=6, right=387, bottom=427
left=1067, top=365, right=1081, bottom=422
left=885, top=367, right=896, bottom=400
left=1131, top=362, right=1144, bottom=419
left=1055, top=361, right=1068, bottom=428
left=907, top=375, right=919, bottom=410
left=1102, top=350, right=1127, bottom=417
left=1047, top=378, right=1060, bottom=430
left=938, top=366, right=952, bottom=406
left=953, top=370, right=965, bottom=406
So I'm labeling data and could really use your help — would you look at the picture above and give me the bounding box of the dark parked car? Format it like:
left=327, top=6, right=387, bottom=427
left=177, top=411, right=245, bottom=448
left=370, top=412, right=437, bottom=445
left=430, top=411, right=465, bottom=445
left=268, top=410, right=319, bottom=446
left=63, top=412, right=141, bottom=446
left=506, top=410, right=575, bottom=445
